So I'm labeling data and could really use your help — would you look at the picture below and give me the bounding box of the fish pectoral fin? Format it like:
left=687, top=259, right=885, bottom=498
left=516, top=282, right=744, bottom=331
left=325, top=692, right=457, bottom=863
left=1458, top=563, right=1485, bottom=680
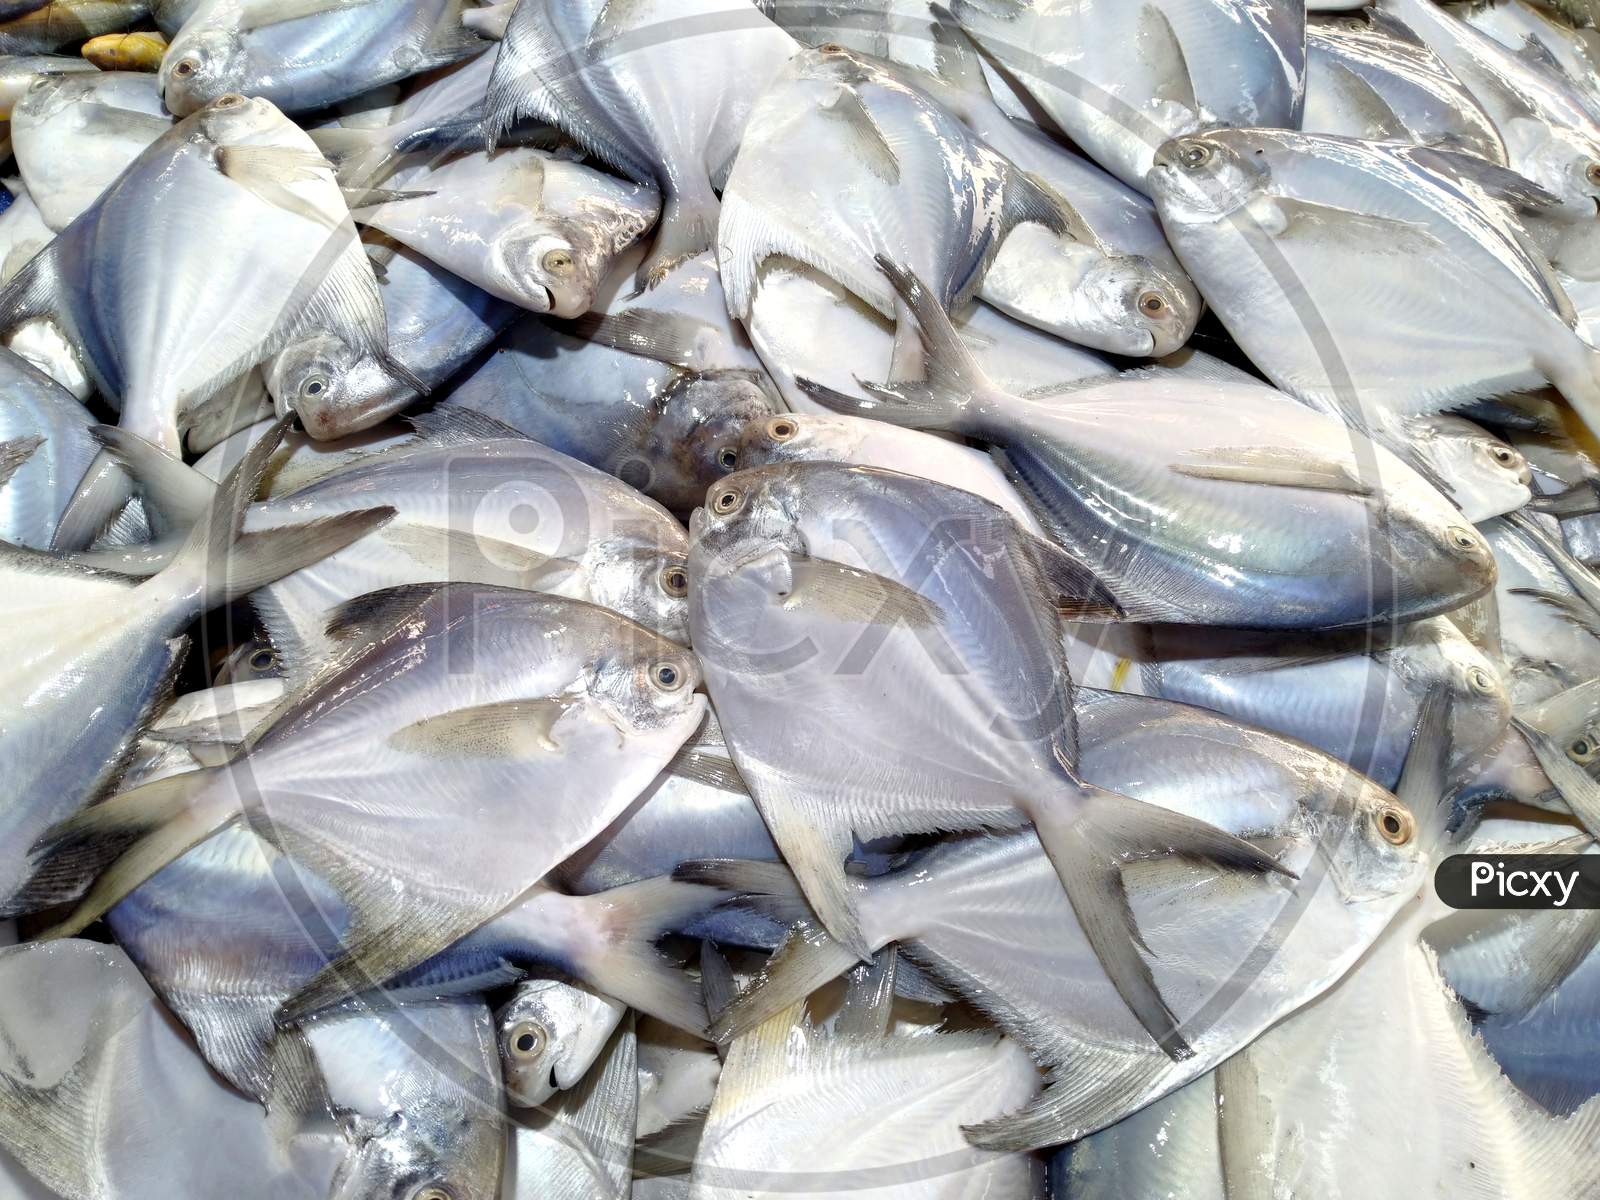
left=321, top=581, right=447, bottom=645
left=1170, top=445, right=1374, bottom=495
left=386, top=696, right=581, bottom=759
left=235, top=0, right=384, bottom=33
left=1321, top=58, right=1406, bottom=140
left=561, top=307, right=722, bottom=371
left=1027, top=786, right=1295, bottom=1063
left=664, top=742, right=750, bottom=794
left=1242, top=194, right=1443, bottom=255
left=1394, top=144, right=1563, bottom=212
left=818, top=86, right=902, bottom=186
left=377, top=523, right=583, bottom=590
left=340, top=185, right=435, bottom=210
left=0, top=434, right=42, bottom=492
left=1215, top=1047, right=1277, bottom=1199
left=782, top=555, right=945, bottom=628
left=215, top=145, right=337, bottom=227
left=0, top=234, right=61, bottom=334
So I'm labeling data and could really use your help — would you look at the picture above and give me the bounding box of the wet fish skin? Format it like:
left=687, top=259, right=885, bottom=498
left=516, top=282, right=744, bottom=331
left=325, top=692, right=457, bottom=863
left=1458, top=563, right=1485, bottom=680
left=0, top=344, right=97, bottom=548
left=159, top=0, right=487, bottom=117
left=484, top=0, right=799, bottom=284
left=0, top=0, right=146, bottom=56
left=1303, top=15, right=1510, bottom=164
left=11, top=69, right=171, bottom=232
left=0, top=92, right=390, bottom=457
left=950, top=0, right=1308, bottom=191
left=0, top=53, right=96, bottom=118
left=1147, top=127, right=1600, bottom=435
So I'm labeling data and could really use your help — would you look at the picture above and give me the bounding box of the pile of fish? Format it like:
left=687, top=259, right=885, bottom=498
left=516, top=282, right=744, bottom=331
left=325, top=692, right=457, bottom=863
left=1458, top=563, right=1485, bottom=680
left=1, top=0, right=1600, bottom=1195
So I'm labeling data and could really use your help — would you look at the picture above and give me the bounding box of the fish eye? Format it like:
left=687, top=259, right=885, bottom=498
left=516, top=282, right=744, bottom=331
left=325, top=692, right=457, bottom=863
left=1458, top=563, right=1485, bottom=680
left=651, top=661, right=686, bottom=691
left=716, top=446, right=739, bottom=471
left=1137, top=291, right=1168, bottom=317
left=300, top=374, right=328, bottom=399
left=542, top=249, right=575, bottom=275
left=1587, top=161, right=1600, bottom=187
left=506, top=1019, right=548, bottom=1061
left=659, top=564, right=689, bottom=597
left=1374, top=804, right=1414, bottom=846
left=249, top=648, right=277, bottom=672
left=173, top=57, right=199, bottom=79
left=1179, top=143, right=1212, bottom=170
left=766, top=417, right=797, bottom=442
left=1446, top=525, right=1481, bottom=553
left=1570, top=736, right=1598, bottom=764
left=1488, top=444, right=1519, bottom=467
left=213, top=93, right=245, bottom=109
left=1466, top=666, right=1497, bottom=695
left=820, top=42, right=845, bottom=53
left=711, top=485, right=743, bottom=515
left=412, top=1186, right=454, bottom=1200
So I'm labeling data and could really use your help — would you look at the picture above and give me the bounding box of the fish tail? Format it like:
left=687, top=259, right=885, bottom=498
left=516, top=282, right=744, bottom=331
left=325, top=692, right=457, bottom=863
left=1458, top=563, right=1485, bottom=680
left=676, top=859, right=872, bottom=1043
left=1025, top=782, right=1296, bottom=1064
left=150, top=414, right=394, bottom=611
left=636, top=189, right=715, bottom=291
left=568, top=875, right=729, bottom=1038
left=21, top=766, right=234, bottom=932
left=1543, top=340, right=1600, bottom=446
left=88, top=424, right=215, bottom=530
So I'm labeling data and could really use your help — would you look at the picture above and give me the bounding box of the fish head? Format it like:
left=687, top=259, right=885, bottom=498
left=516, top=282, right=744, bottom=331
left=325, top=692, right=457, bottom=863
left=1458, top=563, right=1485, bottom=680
left=690, top=464, right=810, bottom=581
left=330, top=1105, right=503, bottom=1200
left=265, top=332, right=400, bottom=441
left=13, top=72, right=80, bottom=124
left=1146, top=131, right=1271, bottom=223
left=212, top=636, right=283, bottom=685
left=1519, top=675, right=1600, bottom=784
left=1387, top=511, right=1498, bottom=621
left=1400, top=414, right=1532, bottom=524
left=494, top=979, right=620, bottom=1109
left=1325, top=770, right=1433, bottom=906
left=639, top=369, right=780, bottom=510
left=1074, top=254, right=1202, bottom=358
left=160, top=26, right=241, bottom=117
left=1401, top=620, right=1514, bottom=786
left=494, top=198, right=654, bottom=319
left=577, top=605, right=704, bottom=739
left=584, top=543, right=692, bottom=645
left=1512, top=123, right=1600, bottom=224
left=194, top=91, right=285, bottom=145
left=733, top=412, right=849, bottom=474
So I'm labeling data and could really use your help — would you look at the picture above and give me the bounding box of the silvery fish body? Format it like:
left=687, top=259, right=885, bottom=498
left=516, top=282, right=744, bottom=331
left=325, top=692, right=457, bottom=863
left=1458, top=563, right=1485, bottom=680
left=1482, top=512, right=1600, bottom=705
left=1303, top=15, right=1509, bottom=163
left=951, top=0, right=1307, bottom=190
left=245, top=435, right=693, bottom=670
left=743, top=258, right=1110, bottom=414
left=306, top=997, right=505, bottom=1200
left=1380, top=0, right=1600, bottom=279
left=0, top=0, right=145, bottom=55
left=0, top=345, right=96, bottom=547
left=690, top=1013, right=1043, bottom=1199
left=719, top=46, right=1192, bottom=359
left=0, top=940, right=344, bottom=1200
left=265, top=240, right=518, bottom=440
left=359, top=147, right=660, bottom=317
left=0, top=94, right=388, bottom=455
left=159, top=0, right=486, bottom=116
left=11, top=70, right=171, bottom=231
left=705, top=688, right=1423, bottom=1151
left=0, top=53, right=96, bottom=118
left=484, top=0, right=798, bottom=282
left=1143, top=616, right=1510, bottom=793
left=1147, top=127, right=1600, bottom=436
left=441, top=253, right=779, bottom=512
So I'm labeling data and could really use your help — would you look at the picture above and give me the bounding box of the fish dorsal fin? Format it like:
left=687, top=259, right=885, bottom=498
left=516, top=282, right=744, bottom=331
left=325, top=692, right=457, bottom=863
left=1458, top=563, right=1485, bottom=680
left=322, top=582, right=446, bottom=646
left=0, top=435, right=41, bottom=493
left=1138, top=3, right=1198, bottom=112
left=561, top=307, right=725, bottom=371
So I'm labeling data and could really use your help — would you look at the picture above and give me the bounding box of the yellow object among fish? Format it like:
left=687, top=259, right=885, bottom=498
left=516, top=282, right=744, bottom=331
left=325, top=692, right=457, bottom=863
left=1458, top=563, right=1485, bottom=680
left=80, top=29, right=165, bottom=71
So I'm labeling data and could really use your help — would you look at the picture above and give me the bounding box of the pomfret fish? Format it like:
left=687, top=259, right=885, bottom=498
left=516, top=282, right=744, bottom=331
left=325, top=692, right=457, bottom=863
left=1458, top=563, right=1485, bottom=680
left=0, top=418, right=390, bottom=910
left=690, top=455, right=1297, bottom=1058
left=356, top=147, right=660, bottom=317
left=803, top=258, right=1495, bottom=629
left=440, top=253, right=780, bottom=512
left=0, top=1, right=146, bottom=55
left=0, top=93, right=393, bottom=456
left=159, top=0, right=486, bottom=116
left=690, top=686, right=1428, bottom=1150
left=0, top=54, right=96, bottom=118
left=0, top=940, right=344, bottom=1200
left=495, top=977, right=626, bottom=1108
left=950, top=0, right=1308, bottom=191
left=40, top=583, right=706, bottom=1033
left=11, top=70, right=171, bottom=232
left=483, top=0, right=798, bottom=284
left=1303, top=13, right=1510, bottom=163
left=266, top=238, right=518, bottom=439
left=1147, top=127, right=1600, bottom=438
